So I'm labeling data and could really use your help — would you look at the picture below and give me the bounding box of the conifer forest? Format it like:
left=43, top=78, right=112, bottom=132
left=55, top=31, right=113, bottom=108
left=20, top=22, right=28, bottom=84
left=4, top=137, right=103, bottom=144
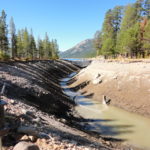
left=94, top=0, right=150, bottom=58
left=0, top=10, right=59, bottom=60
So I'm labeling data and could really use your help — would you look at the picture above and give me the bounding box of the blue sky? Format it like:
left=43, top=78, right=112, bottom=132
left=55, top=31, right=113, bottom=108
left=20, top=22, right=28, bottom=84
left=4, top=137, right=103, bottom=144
left=0, top=0, right=136, bottom=51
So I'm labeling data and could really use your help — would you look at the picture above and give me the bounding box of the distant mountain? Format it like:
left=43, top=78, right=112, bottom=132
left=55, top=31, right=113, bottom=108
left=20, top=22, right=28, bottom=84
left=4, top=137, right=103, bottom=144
left=59, top=39, right=97, bottom=58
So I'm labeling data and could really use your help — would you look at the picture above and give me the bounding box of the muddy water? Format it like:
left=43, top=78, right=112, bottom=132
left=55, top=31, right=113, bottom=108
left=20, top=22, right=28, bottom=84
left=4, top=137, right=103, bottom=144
left=60, top=73, right=150, bottom=150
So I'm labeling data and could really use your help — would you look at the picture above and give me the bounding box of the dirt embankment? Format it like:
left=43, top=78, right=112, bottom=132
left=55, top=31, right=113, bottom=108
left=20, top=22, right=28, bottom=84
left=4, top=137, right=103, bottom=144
left=70, top=60, right=150, bottom=118
left=0, top=60, right=79, bottom=118
left=1, top=60, right=123, bottom=150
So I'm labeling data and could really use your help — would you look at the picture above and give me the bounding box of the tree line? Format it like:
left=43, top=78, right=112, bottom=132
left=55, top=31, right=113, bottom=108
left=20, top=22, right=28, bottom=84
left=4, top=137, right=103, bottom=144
left=0, top=10, right=59, bottom=60
left=94, top=0, right=150, bottom=58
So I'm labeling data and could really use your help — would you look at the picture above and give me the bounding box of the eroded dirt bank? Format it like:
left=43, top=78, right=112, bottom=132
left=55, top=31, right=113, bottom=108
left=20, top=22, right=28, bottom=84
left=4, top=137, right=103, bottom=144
left=69, top=60, right=150, bottom=118
left=0, top=60, right=79, bottom=118
left=0, top=60, right=126, bottom=150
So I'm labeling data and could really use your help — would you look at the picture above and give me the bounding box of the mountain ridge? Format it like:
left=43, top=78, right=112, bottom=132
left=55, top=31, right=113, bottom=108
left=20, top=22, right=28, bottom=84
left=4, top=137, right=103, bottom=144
left=60, top=39, right=96, bottom=58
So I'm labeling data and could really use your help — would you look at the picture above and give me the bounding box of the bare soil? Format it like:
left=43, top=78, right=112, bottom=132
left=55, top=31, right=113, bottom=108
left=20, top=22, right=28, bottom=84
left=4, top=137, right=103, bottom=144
left=0, top=60, right=129, bottom=150
left=69, top=60, right=150, bottom=118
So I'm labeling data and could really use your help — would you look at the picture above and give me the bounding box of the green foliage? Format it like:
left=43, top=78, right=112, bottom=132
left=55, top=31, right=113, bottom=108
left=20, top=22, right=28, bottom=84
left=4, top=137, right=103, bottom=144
left=95, top=0, right=150, bottom=58
left=37, top=37, right=44, bottom=59
left=0, top=10, right=9, bottom=55
left=51, top=39, right=59, bottom=59
left=0, top=9, right=59, bottom=60
left=10, top=17, right=17, bottom=58
left=93, top=31, right=102, bottom=56
left=101, top=38, right=115, bottom=56
left=0, top=50, right=10, bottom=60
left=97, top=6, right=123, bottom=57
left=100, top=9, right=115, bottom=56
left=143, top=20, right=150, bottom=55
left=29, top=29, right=37, bottom=59
left=116, top=2, right=143, bottom=57
left=37, top=34, right=59, bottom=59
left=125, top=23, right=141, bottom=56
left=16, top=30, right=23, bottom=58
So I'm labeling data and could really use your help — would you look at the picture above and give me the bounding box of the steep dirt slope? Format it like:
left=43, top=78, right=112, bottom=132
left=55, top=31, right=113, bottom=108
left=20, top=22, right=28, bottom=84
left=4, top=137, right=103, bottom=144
left=0, top=60, right=79, bottom=117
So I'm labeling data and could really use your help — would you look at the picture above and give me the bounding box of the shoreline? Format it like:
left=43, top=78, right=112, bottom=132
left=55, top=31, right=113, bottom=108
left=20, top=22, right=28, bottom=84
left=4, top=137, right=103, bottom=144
left=0, top=59, right=148, bottom=150
left=0, top=60, right=124, bottom=150
left=69, top=60, right=150, bottom=118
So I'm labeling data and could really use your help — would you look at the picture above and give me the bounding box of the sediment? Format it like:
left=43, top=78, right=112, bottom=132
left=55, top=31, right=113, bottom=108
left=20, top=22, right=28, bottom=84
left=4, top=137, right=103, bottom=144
left=69, top=60, right=150, bottom=118
left=0, top=60, right=121, bottom=150
left=0, top=59, right=144, bottom=150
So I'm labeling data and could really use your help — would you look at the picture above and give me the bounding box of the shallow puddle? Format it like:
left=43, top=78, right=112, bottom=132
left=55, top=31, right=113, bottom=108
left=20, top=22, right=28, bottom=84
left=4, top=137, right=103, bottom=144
left=60, top=73, right=150, bottom=150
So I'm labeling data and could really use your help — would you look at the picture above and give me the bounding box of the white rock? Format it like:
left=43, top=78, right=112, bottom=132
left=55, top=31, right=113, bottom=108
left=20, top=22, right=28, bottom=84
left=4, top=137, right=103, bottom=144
left=21, top=109, right=27, bottom=114
left=13, top=141, right=39, bottom=150
left=92, top=78, right=102, bottom=85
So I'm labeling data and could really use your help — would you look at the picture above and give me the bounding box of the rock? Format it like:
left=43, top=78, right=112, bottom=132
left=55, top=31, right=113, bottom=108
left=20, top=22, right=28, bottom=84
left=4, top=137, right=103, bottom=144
left=20, top=135, right=37, bottom=142
left=92, top=73, right=102, bottom=84
left=32, top=118, right=40, bottom=123
left=21, top=109, right=27, bottom=114
left=112, top=75, right=117, bottom=79
left=61, top=118, right=66, bottom=123
left=13, top=141, right=40, bottom=150
left=70, top=140, right=77, bottom=145
left=26, top=111, right=34, bottom=116
left=20, top=135, right=30, bottom=141
left=10, top=99, right=16, bottom=104
left=92, top=78, right=102, bottom=85
left=102, top=95, right=111, bottom=105
left=94, top=73, right=101, bottom=79
left=28, top=136, right=37, bottom=142
left=105, top=141, right=111, bottom=145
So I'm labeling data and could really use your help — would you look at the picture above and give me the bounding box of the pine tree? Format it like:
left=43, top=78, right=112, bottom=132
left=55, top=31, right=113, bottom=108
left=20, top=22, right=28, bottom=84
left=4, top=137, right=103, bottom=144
left=51, top=39, right=59, bottom=59
left=16, top=30, right=23, bottom=58
left=100, top=9, right=115, bottom=57
left=93, top=31, right=102, bottom=56
left=22, top=28, right=30, bottom=58
left=112, top=6, right=123, bottom=34
left=100, top=6, right=123, bottom=57
left=29, top=29, right=37, bottom=59
left=37, top=37, right=44, bottom=59
left=116, top=3, right=142, bottom=57
left=143, top=19, right=150, bottom=56
left=10, top=17, right=17, bottom=58
left=0, top=10, right=9, bottom=57
left=43, top=32, right=51, bottom=59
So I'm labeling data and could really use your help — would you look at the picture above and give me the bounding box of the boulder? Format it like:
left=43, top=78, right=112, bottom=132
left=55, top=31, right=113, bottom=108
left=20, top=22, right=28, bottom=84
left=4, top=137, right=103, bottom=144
left=92, top=78, right=102, bottom=85
left=13, top=141, right=40, bottom=150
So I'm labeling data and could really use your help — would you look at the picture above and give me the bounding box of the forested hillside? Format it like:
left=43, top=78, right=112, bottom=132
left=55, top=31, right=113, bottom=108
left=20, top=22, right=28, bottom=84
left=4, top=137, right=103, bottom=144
left=94, top=0, right=150, bottom=58
left=0, top=10, right=59, bottom=60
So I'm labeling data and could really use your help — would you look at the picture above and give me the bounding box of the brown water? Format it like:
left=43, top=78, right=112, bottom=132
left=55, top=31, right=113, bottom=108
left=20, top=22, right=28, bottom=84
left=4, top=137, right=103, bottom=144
left=61, top=73, right=150, bottom=150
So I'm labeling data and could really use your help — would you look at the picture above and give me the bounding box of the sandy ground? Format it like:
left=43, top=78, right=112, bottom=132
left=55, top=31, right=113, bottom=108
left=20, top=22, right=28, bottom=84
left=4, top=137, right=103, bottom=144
left=70, top=60, right=150, bottom=117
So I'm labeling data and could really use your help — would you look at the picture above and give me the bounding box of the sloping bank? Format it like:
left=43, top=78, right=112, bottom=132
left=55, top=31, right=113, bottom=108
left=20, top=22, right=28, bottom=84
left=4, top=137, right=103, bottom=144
left=0, top=60, right=79, bottom=118
left=70, top=60, right=150, bottom=117
left=0, top=60, right=126, bottom=150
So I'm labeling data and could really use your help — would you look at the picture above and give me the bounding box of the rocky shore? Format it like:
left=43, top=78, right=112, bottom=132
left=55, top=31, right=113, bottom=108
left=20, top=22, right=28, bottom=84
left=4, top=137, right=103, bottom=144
left=0, top=60, right=123, bottom=150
